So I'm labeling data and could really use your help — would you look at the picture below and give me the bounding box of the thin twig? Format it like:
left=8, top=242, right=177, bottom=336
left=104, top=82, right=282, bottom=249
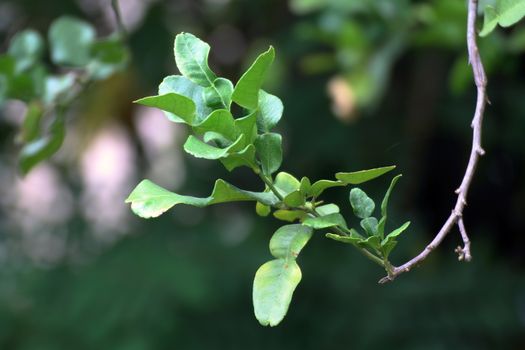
left=378, top=0, right=486, bottom=284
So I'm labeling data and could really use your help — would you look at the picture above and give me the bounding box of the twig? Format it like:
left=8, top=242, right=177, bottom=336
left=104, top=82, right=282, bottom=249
left=378, top=0, right=486, bottom=284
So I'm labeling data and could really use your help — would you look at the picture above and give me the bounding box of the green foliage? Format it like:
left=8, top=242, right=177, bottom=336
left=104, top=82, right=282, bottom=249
left=126, top=32, right=407, bottom=326
left=0, top=16, right=128, bottom=175
left=253, top=224, right=313, bottom=326
left=480, top=0, right=525, bottom=36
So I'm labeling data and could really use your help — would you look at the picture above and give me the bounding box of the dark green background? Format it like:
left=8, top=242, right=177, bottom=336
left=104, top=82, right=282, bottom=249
left=0, top=0, right=524, bottom=349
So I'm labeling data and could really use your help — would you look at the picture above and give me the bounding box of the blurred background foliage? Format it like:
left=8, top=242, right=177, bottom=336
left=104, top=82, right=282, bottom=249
left=0, top=0, right=524, bottom=349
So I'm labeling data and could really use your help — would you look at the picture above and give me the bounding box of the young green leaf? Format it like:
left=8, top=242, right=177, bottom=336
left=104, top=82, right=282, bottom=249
left=135, top=93, right=196, bottom=124
left=360, top=217, right=378, bottom=236
left=303, top=213, right=347, bottom=229
left=20, top=102, right=43, bottom=143
left=255, top=133, right=283, bottom=175
left=349, top=188, right=375, bottom=219
left=336, top=166, right=396, bottom=184
left=48, top=16, right=95, bottom=66
left=159, top=75, right=212, bottom=123
left=299, top=177, right=311, bottom=196
left=232, top=46, right=275, bottom=109
left=8, top=29, right=44, bottom=72
left=315, top=203, right=340, bottom=216
left=257, top=90, right=283, bottom=132
left=174, top=33, right=216, bottom=87
left=381, top=174, right=402, bottom=217
left=269, top=224, right=313, bottom=259
left=273, top=209, right=307, bottom=222
left=125, top=178, right=279, bottom=218
left=283, top=190, right=305, bottom=207
left=203, top=77, right=233, bottom=109
left=274, top=172, right=301, bottom=197
left=381, top=221, right=411, bottom=248
left=256, top=202, right=271, bottom=217
left=183, top=134, right=244, bottom=160
left=325, top=230, right=362, bottom=245
left=309, top=179, right=344, bottom=198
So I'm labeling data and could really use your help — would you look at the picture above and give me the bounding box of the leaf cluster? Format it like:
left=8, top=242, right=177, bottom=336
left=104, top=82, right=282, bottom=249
left=0, top=16, right=128, bottom=174
left=126, top=33, right=408, bottom=327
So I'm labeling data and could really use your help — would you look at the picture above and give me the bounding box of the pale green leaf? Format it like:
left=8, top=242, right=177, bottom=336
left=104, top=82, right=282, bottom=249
left=273, top=210, right=307, bottom=222
left=299, top=177, right=311, bottom=195
left=256, top=202, right=271, bottom=217
left=283, top=190, right=305, bottom=207
left=183, top=135, right=244, bottom=160
left=204, top=77, right=233, bottom=109
left=480, top=0, right=525, bottom=37
left=125, top=178, right=279, bottom=218
left=336, top=165, right=396, bottom=184
left=309, top=179, right=344, bottom=198
left=135, top=93, right=195, bottom=124
left=44, top=74, right=75, bottom=105
left=232, top=46, right=275, bottom=109
left=255, top=133, right=282, bottom=175
left=220, top=144, right=257, bottom=171
left=303, top=213, right=347, bottom=229
left=360, top=217, right=378, bottom=236
left=159, top=75, right=212, bottom=123
left=174, top=33, right=216, bottom=87
left=269, top=224, right=313, bottom=259
left=315, top=203, right=340, bottom=216
left=192, top=109, right=236, bottom=141
left=480, top=6, right=499, bottom=36
left=8, top=29, right=44, bottom=72
left=234, top=111, right=258, bottom=147
left=274, top=172, right=301, bottom=197
left=253, top=259, right=301, bottom=327
left=349, top=188, right=375, bottom=219
left=48, top=16, right=95, bottom=66
left=325, top=231, right=361, bottom=245
left=257, top=90, right=283, bottom=132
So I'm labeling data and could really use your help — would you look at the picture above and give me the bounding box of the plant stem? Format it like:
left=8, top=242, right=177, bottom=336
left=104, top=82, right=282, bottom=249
left=257, top=172, right=284, bottom=201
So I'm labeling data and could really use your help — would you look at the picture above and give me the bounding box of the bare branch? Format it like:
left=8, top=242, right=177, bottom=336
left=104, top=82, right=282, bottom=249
left=379, top=0, right=486, bottom=284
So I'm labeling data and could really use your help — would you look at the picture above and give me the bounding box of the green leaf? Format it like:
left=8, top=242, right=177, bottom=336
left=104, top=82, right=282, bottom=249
left=299, top=177, right=311, bottom=196
left=360, top=217, right=378, bottom=236
left=381, top=174, right=402, bottom=218
left=126, top=178, right=279, bottom=218
left=273, top=209, right=307, bottom=222
left=254, top=224, right=312, bottom=326
left=220, top=144, right=257, bottom=171
left=8, top=29, right=44, bottom=72
left=19, top=113, right=65, bottom=175
left=234, top=111, right=258, bottom=146
left=315, top=203, right=340, bottom=216
left=269, top=224, right=313, bottom=259
left=88, top=37, right=129, bottom=80
left=358, top=235, right=381, bottom=250
left=274, top=172, right=301, bottom=197
left=303, top=213, right=347, bottom=229
left=20, top=102, right=43, bottom=142
left=232, top=46, right=275, bottom=109
left=309, top=179, right=345, bottom=198
left=174, top=33, right=216, bottom=87
left=253, top=259, right=301, bottom=327
left=257, top=90, right=283, bottom=132
left=336, top=165, right=396, bottom=184
left=255, top=133, right=282, bottom=175
left=48, top=16, right=95, bottom=66
left=193, top=109, right=236, bottom=141
left=283, top=190, right=305, bottom=207
left=349, top=188, right=375, bottom=219
left=183, top=135, right=244, bottom=160
left=381, top=221, right=411, bottom=247
left=135, top=93, right=196, bottom=124
left=480, top=6, right=499, bottom=36
left=159, top=75, right=212, bottom=123
left=480, top=0, right=525, bottom=37
left=256, top=202, right=271, bottom=217
left=204, top=77, right=233, bottom=109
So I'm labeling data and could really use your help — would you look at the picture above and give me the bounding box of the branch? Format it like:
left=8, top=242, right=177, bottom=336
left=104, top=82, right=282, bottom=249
left=379, top=0, right=487, bottom=284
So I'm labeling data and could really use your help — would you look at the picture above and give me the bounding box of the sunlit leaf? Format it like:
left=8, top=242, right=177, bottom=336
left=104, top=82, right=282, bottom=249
left=336, top=166, right=396, bottom=184
left=174, top=33, right=216, bottom=87
left=8, top=29, right=44, bottom=72
left=204, top=77, right=233, bottom=109
left=274, top=172, right=301, bottom=197
left=193, top=109, right=236, bottom=141
left=269, top=224, right=313, bottom=259
left=234, top=111, right=257, bottom=147
left=257, top=90, right=283, bottom=132
left=256, top=202, right=271, bottom=217
left=480, top=0, right=525, bottom=37
left=48, top=16, right=95, bottom=66
left=183, top=134, right=244, bottom=160
left=135, top=93, right=196, bottom=124
left=220, top=144, right=257, bottom=171
left=283, top=190, right=305, bottom=207
left=232, top=46, right=275, bottom=109
left=303, top=213, right=347, bottom=229
left=126, top=178, right=279, bottom=218
left=315, top=203, right=340, bottom=216
left=273, top=209, right=307, bottom=222
left=349, top=188, right=375, bottom=219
